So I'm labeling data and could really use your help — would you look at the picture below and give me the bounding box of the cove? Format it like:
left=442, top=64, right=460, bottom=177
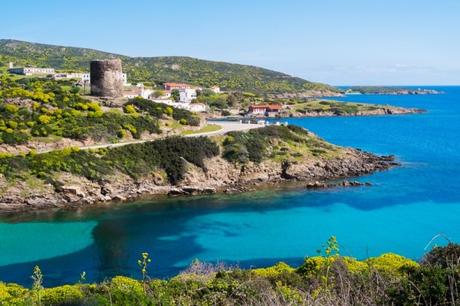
left=0, top=86, right=459, bottom=287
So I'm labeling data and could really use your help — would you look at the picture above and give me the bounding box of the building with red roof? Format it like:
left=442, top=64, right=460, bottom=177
left=248, top=103, right=282, bottom=116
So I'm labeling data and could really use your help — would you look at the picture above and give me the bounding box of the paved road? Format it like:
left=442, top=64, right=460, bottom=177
left=38, top=121, right=262, bottom=153
left=184, top=121, right=261, bottom=138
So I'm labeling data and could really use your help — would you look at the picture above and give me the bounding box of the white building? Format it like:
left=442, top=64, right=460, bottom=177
left=8, top=67, right=55, bottom=76
left=123, top=83, right=154, bottom=99
left=121, top=73, right=128, bottom=85
left=151, top=99, right=207, bottom=113
left=210, top=86, right=221, bottom=93
left=54, top=72, right=90, bottom=82
left=179, top=88, right=197, bottom=103
left=53, top=72, right=127, bottom=86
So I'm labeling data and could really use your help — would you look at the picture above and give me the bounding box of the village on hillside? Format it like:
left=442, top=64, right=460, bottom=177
left=6, top=60, right=284, bottom=118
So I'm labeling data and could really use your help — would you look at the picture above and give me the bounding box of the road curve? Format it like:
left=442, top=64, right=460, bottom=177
left=51, top=121, right=263, bottom=153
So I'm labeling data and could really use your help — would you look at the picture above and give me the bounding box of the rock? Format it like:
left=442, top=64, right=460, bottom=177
left=202, top=187, right=216, bottom=194
left=61, top=185, right=85, bottom=196
left=168, top=188, right=187, bottom=196
left=112, top=195, right=126, bottom=201
left=306, top=181, right=329, bottom=189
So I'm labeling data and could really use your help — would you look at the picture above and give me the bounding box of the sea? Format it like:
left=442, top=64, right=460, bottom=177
left=0, top=86, right=459, bottom=286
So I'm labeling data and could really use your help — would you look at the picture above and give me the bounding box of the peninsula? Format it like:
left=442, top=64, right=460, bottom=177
left=0, top=41, right=422, bottom=211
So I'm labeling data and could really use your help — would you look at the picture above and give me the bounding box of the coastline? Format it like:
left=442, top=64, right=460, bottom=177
left=282, top=107, right=424, bottom=118
left=0, top=147, right=398, bottom=213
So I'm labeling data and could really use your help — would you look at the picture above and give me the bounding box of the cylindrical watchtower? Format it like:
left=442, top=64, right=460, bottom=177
left=90, top=59, right=124, bottom=97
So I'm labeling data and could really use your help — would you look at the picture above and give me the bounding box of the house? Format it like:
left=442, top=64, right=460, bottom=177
left=121, top=73, right=129, bottom=85
left=123, top=86, right=142, bottom=99
left=248, top=103, right=282, bottom=117
left=54, top=72, right=90, bottom=82
left=55, top=72, right=128, bottom=85
left=123, top=83, right=152, bottom=99
left=179, top=88, right=197, bottom=103
left=150, top=99, right=207, bottom=112
left=8, top=66, right=55, bottom=76
left=164, top=82, right=192, bottom=91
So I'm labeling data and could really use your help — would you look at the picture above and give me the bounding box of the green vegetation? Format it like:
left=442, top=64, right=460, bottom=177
left=181, top=124, right=221, bottom=135
left=0, top=240, right=458, bottom=305
left=222, top=125, right=338, bottom=163
left=194, top=90, right=260, bottom=113
left=0, top=77, right=199, bottom=145
left=0, top=125, right=337, bottom=194
left=126, top=97, right=200, bottom=126
left=0, top=136, right=219, bottom=184
left=290, top=99, right=387, bottom=115
left=0, top=39, right=337, bottom=94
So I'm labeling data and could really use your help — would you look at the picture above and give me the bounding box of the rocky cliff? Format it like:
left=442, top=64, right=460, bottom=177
left=0, top=146, right=397, bottom=212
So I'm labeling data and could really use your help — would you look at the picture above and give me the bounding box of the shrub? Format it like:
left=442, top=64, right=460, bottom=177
left=223, top=125, right=306, bottom=163
left=109, top=276, right=146, bottom=304
left=0, top=136, right=219, bottom=184
left=253, top=262, right=295, bottom=278
left=125, top=97, right=201, bottom=126
left=422, top=243, right=460, bottom=267
left=365, top=253, right=419, bottom=276
left=40, top=285, right=84, bottom=305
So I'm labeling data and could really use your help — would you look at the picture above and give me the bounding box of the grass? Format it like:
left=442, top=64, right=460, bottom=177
left=292, top=99, right=387, bottom=114
left=31, top=135, right=64, bottom=143
left=181, top=124, right=222, bottom=135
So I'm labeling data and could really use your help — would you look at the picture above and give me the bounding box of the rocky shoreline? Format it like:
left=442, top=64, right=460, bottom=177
left=0, top=148, right=398, bottom=213
left=285, top=106, right=424, bottom=118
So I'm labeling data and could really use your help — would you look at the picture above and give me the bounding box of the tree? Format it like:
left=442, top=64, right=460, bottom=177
left=152, top=90, right=164, bottom=98
left=70, top=86, right=80, bottom=94
left=227, top=92, right=243, bottom=107
left=171, top=89, right=180, bottom=102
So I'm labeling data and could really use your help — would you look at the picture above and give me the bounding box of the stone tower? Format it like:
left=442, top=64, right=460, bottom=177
left=90, top=59, right=124, bottom=97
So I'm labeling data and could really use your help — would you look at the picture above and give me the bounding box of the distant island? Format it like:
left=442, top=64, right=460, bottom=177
left=345, top=86, right=443, bottom=95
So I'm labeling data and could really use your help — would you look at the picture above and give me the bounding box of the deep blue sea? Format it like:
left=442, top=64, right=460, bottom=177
left=1, top=86, right=459, bottom=286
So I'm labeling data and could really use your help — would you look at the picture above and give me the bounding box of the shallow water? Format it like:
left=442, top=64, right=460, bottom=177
left=1, top=86, right=459, bottom=286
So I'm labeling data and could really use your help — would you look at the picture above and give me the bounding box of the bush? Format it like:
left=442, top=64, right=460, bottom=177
left=223, top=125, right=306, bottom=163
left=0, top=78, right=162, bottom=144
left=1, top=244, right=460, bottom=305
left=422, top=243, right=460, bottom=267
left=41, top=285, right=84, bottom=305
left=126, top=97, right=201, bottom=126
left=0, top=136, right=219, bottom=184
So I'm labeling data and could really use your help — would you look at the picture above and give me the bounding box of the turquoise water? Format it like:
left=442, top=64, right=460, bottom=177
left=0, top=86, right=459, bottom=286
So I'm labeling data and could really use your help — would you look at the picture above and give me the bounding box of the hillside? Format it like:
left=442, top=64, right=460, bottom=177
left=0, top=39, right=337, bottom=94
left=0, top=76, right=200, bottom=154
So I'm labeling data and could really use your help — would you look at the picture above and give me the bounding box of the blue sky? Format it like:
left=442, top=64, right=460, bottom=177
left=1, top=0, right=459, bottom=85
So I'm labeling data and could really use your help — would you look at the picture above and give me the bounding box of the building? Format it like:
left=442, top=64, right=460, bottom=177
left=54, top=72, right=91, bottom=82
left=54, top=72, right=127, bottom=85
left=121, top=73, right=128, bottom=85
left=210, top=86, right=221, bottom=93
left=150, top=99, right=207, bottom=112
left=123, top=83, right=154, bottom=99
left=164, top=82, right=192, bottom=91
left=179, top=88, right=197, bottom=103
left=248, top=103, right=282, bottom=117
left=8, top=67, right=55, bottom=76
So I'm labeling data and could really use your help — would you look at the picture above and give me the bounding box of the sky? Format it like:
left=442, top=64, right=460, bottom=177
left=1, top=0, right=459, bottom=85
